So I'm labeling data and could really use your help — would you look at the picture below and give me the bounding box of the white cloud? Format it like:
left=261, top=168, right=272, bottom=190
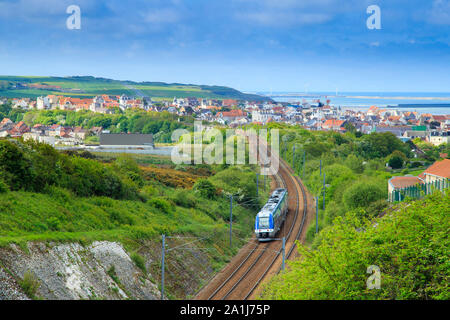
left=143, top=8, right=180, bottom=24
left=427, top=0, right=450, bottom=25
left=231, top=0, right=356, bottom=27
left=238, top=11, right=332, bottom=27
left=0, top=0, right=93, bottom=18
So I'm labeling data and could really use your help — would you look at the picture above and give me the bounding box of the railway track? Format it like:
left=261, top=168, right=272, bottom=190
left=195, top=153, right=309, bottom=300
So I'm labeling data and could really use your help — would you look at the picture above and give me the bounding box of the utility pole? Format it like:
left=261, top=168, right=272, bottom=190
left=282, top=236, right=286, bottom=271
left=302, top=151, right=306, bottom=180
left=256, top=173, right=259, bottom=199
left=315, top=197, right=319, bottom=233
left=263, top=174, right=266, bottom=192
left=161, top=234, right=165, bottom=300
left=229, top=195, right=233, bottom=247
left=323, top=173, right=326, bottom=210
left=292, top=145, right=295, bottom=167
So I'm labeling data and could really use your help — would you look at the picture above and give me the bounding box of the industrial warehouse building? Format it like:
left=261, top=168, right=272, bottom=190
left=99, top=133, right=154, bottom=148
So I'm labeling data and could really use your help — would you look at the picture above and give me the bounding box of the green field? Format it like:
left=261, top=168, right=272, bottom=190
left=0, top=75, right=270, bottom=101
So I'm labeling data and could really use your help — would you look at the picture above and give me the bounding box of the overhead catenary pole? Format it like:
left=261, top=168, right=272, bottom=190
left=302, top=151, right=306, bottom=180
left=256, top=173, right=259, bottom=199
left=320, top=159, right=322, bottom=176
left=292, top=145, right=296, bottom=167
left=229, top=195, right=233, bottom=247
left=323, top=173, right=326, bottom=210
left=161, top=234, right=165, bottom=300
left=316, top=197, right=319, bottom=233
left=282, top=236, right=286, bottom=271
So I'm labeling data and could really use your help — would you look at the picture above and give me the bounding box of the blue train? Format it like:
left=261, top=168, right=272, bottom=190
left=254, top=188, right=288, bottom=241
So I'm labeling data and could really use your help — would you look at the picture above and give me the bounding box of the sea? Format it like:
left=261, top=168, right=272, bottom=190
left=262, top=92, right=450, bottom=115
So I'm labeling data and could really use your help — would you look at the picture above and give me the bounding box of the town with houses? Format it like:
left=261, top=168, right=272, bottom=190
left=0, top=94, right=449, bottom=148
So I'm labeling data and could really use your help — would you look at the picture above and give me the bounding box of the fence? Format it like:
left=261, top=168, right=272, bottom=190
left=389, top=178, right=449, bottom=202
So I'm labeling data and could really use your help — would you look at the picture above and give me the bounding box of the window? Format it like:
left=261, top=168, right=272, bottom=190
left=259, top=217, right=270, bottom=228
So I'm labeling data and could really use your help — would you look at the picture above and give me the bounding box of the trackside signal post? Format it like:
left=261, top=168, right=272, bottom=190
left=302, top=151, right=306, bottom=180
left=292, top=145, right=295, bottom=167
left=229, top=195, right=233, bottom=247
left=323, top=173, right=326, bottom=210
left=161, top=234, right=165, bottom=300
left=256, top=173, right=259, bottom=199
left=273, top=237, right=287, bottom=271
left=315, top=197, right=319, bottom=233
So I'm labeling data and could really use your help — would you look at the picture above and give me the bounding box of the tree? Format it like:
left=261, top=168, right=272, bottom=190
left=344, top=122, right=357, bottom=135
left=345, top=154, right=364, bottom=173
left=359, top=132, right=409, bottom=159
left=388, top=150, right=407, bottom=169
left=0, top=140, right=32, bottom=191
left=0, top=100, right=12, bottom=121
left=193, top=179, right=216, bottom=199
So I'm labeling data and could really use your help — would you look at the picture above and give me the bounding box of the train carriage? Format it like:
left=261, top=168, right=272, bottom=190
left=254, top=188, right=288, bottom=241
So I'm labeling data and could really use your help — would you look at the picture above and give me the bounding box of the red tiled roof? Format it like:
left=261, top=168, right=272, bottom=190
left=423, top=159, right=450, bottom=179
left=0, top=118, right=12, bottom=125
left=432, top=115, right=447, bottom=122
left=323, top=119, right=345, bottom=128
left=389, top=176, right=424, bottom=189
left=219, top=110, right=247, bottom=118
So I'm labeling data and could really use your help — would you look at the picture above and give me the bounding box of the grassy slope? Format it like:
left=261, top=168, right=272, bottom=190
left=0, top=142, right=272, bottom=298
left=0, top=155, right=265, bottom=248
left=0, top=188, right=251, bottom=248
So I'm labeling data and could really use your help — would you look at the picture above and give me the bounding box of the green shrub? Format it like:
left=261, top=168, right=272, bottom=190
left=345, top=154, right=364, bottom=174
left=140, top=185, right=158, bottom=200
left=19, top=271, right=40, bottom=299
left=172, top=189, right=197, bottom=208
left=0, top=179, right=9, bottom=193
left=131, top=253, right=147, bottom=274
left=343, top=181, right=386, bottom=210
left=113, top=156, right=143, bottom=187
left=193, top=179, right=217, bottom=199
left=107, top=265, right=120, bottom=284
left=46, top=217, right=62, bottom=231
left=364, top=199, right=389, bottom=218
left=43, top=186, right=72, bottom=202
left=149, top=198, right=173, bottom=214
left=409, top=161, right=422, bottom=168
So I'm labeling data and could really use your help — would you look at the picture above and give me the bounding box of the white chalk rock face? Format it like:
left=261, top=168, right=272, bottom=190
left=0, top=241, right=160, bottom=300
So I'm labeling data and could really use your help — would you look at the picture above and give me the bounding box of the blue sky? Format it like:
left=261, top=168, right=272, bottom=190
left=0, top=0, right=449, bottom=92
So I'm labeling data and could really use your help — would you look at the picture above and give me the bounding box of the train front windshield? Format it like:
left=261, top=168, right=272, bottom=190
left=259, top=217, right=270, bottom=229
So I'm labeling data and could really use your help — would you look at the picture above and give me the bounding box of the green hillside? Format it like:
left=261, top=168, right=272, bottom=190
left=0, top=75, right=270, bottom=101
left=0, top=138, right=271, bottom=299
left=260, top=191, right=449, bottom=300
